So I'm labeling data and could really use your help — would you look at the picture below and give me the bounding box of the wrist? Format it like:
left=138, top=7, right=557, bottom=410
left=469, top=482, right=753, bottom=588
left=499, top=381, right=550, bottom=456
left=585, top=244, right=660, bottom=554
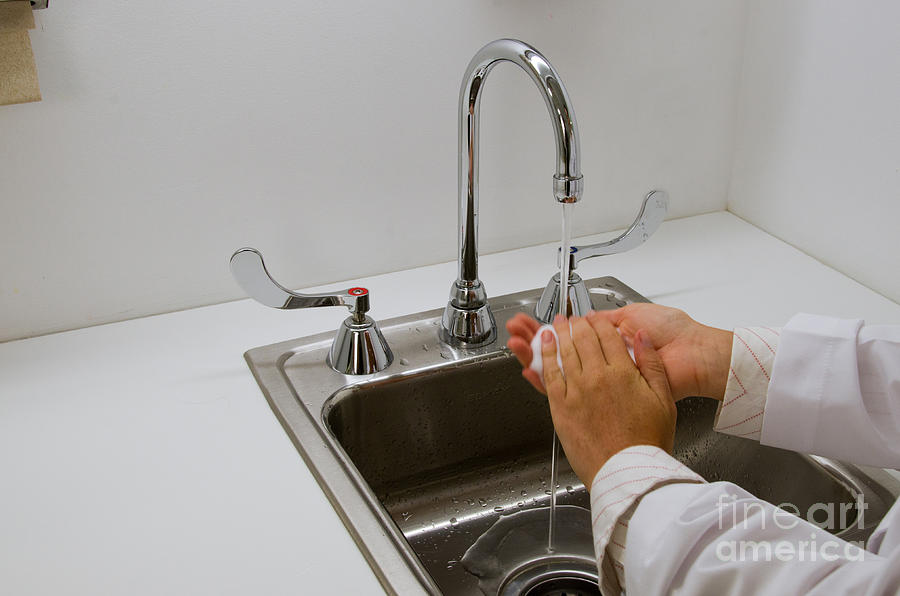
left=698, top=326, right=733, bottom=400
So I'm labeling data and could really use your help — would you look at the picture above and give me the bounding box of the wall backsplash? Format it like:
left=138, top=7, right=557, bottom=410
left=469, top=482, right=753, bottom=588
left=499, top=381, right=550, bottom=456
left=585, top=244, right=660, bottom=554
left=0, top=1, right=746, bottom=341
left=729, top=0, right=900, bottom=304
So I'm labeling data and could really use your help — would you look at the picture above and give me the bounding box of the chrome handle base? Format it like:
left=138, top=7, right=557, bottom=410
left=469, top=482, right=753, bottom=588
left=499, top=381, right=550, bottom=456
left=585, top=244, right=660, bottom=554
left=535, top=271, right=591, bottom=322
left=230, top=248, right=393, bottom=375
left=329, top=315, right=394, bottom=375
left=536, top=190, right=669, bottom=323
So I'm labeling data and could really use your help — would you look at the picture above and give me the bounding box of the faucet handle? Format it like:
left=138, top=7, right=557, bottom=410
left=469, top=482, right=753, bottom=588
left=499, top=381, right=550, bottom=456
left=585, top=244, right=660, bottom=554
left=563, top=190, right=669, bottom=268
left=537, top=190, right=668, bottom=323
left=230, top=248, right=370, bottom=315
left=230, top=247, right=393, bottom=375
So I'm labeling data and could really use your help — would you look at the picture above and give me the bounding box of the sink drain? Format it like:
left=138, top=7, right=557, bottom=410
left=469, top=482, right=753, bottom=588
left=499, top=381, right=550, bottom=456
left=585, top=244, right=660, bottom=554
left=502, top=562, right=600, bottom=596
left=524, top=577, right=600, bottom=596
left=461, top=506, right=601, bottom=596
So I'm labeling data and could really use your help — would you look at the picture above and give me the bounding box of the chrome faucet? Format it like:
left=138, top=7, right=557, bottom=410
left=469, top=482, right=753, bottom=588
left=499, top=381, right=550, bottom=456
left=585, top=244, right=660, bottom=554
left=441, top=39, right=583, bottom=348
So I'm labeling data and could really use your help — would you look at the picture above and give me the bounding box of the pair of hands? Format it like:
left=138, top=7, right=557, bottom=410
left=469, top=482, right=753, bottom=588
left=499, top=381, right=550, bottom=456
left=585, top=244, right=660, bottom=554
left=506, top=304, right=733, bottom=487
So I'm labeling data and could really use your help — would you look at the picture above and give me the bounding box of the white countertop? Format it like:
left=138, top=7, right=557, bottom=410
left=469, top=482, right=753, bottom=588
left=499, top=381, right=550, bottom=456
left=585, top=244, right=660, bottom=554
left=2, top=212, right=898, bottom=595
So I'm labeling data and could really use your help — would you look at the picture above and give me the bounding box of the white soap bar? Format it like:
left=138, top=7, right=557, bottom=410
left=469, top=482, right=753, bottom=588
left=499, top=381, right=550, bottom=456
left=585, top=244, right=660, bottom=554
left=529, top=324, right=564, bottom=379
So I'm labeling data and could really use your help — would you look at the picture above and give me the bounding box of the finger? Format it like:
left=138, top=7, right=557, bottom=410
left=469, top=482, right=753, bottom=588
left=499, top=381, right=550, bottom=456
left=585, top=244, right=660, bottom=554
left=540, top=328, right=567, bottom=399
left=506, top=313, right=541, bottom=342
left=570, top=315, right=607, bottom=365
left=521, top=368, right=547, bottom=396
left=634, top=329, right=672, bottom=400
left=506, top=313, right=541, bottom=368
left=592, top=309, right=638, bottom=348
left=586, top=313, right=633, bottom=366
left=553, top=315, right=582, bottom=375
left=506, top=335, right=533, bottom=369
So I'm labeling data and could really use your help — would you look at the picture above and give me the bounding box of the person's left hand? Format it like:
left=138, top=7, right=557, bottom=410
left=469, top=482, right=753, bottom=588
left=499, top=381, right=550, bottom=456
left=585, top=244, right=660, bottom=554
left=510, top=312, right=678, bottom=487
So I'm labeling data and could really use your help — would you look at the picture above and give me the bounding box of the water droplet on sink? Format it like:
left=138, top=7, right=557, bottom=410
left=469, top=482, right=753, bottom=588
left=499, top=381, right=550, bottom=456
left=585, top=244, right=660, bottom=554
left=422, top=344, right=429, bottom=351
left=399, top=358, right=410, bottom=366
left=566, top=485, right=574, bottom=495
left=449, top=517, right=458, bottom=527
left=401, top=511, right=412, bottom=521
left=478, top=498, right=487, bottom=507
left=493, top=506, right=504, bottom=513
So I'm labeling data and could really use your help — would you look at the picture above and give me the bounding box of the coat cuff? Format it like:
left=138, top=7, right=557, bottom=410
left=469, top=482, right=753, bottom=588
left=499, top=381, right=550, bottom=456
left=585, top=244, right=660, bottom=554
left=713, top=327, right=780, bottom=440
left=590, top=446, right=704, bottom=594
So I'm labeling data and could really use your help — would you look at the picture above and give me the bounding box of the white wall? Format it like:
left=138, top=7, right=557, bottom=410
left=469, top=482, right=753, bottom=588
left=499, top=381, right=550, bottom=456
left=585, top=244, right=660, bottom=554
left=729, top=0, right=900, bottom=303
left=0, top=1, right=746, bottom=341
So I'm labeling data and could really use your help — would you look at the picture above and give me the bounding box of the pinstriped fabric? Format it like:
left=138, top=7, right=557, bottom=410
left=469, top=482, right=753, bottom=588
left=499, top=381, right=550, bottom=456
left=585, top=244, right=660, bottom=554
left=713, top=327, right=781, bottom=440
left=589, top=446, right=704, bottom=594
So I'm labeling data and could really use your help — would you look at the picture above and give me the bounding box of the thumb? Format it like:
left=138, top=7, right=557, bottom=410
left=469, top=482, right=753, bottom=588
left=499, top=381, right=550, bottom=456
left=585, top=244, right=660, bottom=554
left=591, top=305, right=628, bottom=326
left=634, top=329, right=671, bottom=399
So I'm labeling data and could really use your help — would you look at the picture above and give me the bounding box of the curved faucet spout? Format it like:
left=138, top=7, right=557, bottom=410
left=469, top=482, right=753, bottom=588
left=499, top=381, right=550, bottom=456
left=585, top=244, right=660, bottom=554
left=442, top=39, right=583, bottom=347
left=459, top=39, right=583, bottom=284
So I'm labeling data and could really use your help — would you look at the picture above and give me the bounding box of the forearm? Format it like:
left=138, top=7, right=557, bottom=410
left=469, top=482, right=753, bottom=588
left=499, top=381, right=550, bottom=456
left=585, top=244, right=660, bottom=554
left=589, top=446, right=705, bottom=594
left=714, top=315, right=900, bottom=468
left=625, top=482, right=895, bottom=595
left=592, top=448, right=899, bottom=595
left=761, top=315, right=900, bottom=468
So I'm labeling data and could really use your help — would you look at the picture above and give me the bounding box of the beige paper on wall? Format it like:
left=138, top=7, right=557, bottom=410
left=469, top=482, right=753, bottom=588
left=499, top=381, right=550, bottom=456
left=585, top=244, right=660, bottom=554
left=0, top=0, right=35, bottom=31
left=0, top=0, right=41, bottom=106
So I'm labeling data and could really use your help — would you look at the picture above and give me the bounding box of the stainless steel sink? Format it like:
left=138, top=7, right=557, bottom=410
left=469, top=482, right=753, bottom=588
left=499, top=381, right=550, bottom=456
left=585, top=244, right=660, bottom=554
left=243, top=276, right=899, bottom=595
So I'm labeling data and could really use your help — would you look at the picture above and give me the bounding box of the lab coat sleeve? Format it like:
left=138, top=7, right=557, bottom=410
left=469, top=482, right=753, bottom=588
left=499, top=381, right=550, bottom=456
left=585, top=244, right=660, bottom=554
left=624, top=481, right=900, bottom=595
left=589, top=446, right=705, bottom=594
left=760, top=314, right=900, bottom=469
left=591, top=315, right=900, bottom=593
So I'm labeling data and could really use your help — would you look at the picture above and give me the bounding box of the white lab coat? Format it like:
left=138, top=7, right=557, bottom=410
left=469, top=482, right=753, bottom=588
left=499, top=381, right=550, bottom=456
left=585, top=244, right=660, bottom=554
left=591, top=314, right=900, bottom=595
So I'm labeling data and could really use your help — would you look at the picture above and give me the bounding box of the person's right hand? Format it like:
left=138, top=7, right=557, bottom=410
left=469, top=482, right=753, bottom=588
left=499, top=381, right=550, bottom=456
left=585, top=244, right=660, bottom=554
left=535, top=314, right=677, bottom=486
left=594, top=304, right=732, bottom=400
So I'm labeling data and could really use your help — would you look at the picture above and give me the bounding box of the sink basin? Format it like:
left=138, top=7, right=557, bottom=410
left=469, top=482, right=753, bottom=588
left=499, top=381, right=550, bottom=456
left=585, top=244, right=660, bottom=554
left=243, top=277, right=899, bottom=595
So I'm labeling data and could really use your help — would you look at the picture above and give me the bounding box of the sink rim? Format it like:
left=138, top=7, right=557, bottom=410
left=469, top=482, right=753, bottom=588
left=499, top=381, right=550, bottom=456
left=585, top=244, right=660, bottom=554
left=243, top=277, right=900, bottom=595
